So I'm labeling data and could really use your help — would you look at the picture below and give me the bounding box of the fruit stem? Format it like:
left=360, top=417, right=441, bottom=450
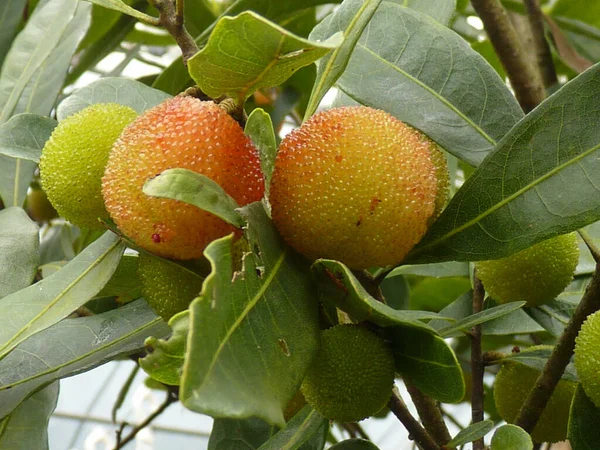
left=404, top=380, right=452, bottom=446
left=470, top=274, right=486, bottom=450
left=388, top=387, right=441, bottom=450
left=149, top=0, right=199, bottom=65
left=514, top=263, right=600, bottom=434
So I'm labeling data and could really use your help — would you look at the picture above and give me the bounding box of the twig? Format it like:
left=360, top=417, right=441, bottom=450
left=112, top=364, right=140, bottom=423
left=114, top=388, right=178, bottom=449
left=404, top=380, right=451, bottom=446
left=524, top=0, right=558, bottom=88
left=470, top=274, right=485, bottom=450
left=579, top=229, right=600, bottom=263
left=388, top=388, right=440, bottom=450
left=470, top=0, right=545, bottom=112
left=150, top=0, right=199, bottom=64
left=515, top=263, right=600, bottom=433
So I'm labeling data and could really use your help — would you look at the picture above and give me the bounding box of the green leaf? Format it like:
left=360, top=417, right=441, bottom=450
left=0, top=231, right=125, bottom=361
left=95, top=253, right=141, bottom=302
left=140, top=311, right=189, bottom=386
left=208, top=417, right=277, bottom=450
left=304, top=0, right=383, bottom=120
left=0, top=0, right=85, bottom=123
left=438, top=301, right=526, bottom=338
left=0, top=208, right=39, bottom=299
left=56, top=77, right=171, bottom=121
left=143, top=168, right=244, bottom=228
left=312, top=259, right=445, bottom=332
left=257, top=406, right=328, bottom=450
left=180, top=202, right=320, bottom=427
left=0, top=0, right=27, bottom=68
left=335, top=2, right=523, bottom=167
left=387, top=326, right=465, bottom=402
left=491, top=424, right=533, bottom=450
left=388, top=261, right=470, bottom=278
left=391, top=0, right=457, bottom=26
left=329, top=439, right=380, bottom=450
left=410, top=62, right=600, bottom=263
left=528, top=298, right=578, bottom=337
left=0, top=382, right=58, bottom=449
left=245, top=108, right=277, bottom=196
left=409, top=277, right=471, bottom=312
left=187, top=11, right=342, bottom=103
left=447, top=420, right=494, bottom=449
left=0, top=299, right=168, bottom=419
left=80, top=0, right=156, bottom=24
left=568, top=384, right=600, bottom=449
left=497, top=346, right=578, bottom=382
left=551, top=0, right=600, bottom=29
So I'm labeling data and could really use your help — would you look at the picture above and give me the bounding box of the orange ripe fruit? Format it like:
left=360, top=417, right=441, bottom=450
left=102, top=97, right=264, bottom=260
left=269, top=106, right=440, bottom=270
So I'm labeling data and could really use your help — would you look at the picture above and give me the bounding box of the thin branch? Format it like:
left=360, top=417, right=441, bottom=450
left=404, top=380, right=451, bottom=446
left=470, top=0, right=545, bottom=112
left=470, top=274, right=485, bottom=450
left=150, top=0, right=199, bottom=65
left=579, top=229, right=600, bottom=263
left=515, top=263, right=600, bottom=433
left=524, top=0, right=558, bottom=88
left=388, top=388, right=440, bottom=450
left=112, top=364, right=140, bottom=423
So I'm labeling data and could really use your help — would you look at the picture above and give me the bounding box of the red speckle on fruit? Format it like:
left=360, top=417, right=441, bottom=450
left=152, top=233, right=161, bottom=243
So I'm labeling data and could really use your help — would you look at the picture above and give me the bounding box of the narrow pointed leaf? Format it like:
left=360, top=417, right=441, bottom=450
left=438, top=301, right=526, bottom=337
left=143, top=168, right=244, bottom=228
left=304, top=0, right=383, bottom=120
left=187, top=11, right=342, bottom=102
left=0, top=0, right=27, bottom=67
left=245, top=108, right=277, bottom=196
left=257, top=406, right=328, bottom=450
left=568, top=384, right=600, bottom=449
left=0, top=232, right=125, bottom=360
left=181, top=203, right=320, bottom=427
left=491, top=424, right=533, bottom=450
left=80, top=0, right=156, bottom=23
left=388, top=261, right=470, bottom=278
left=497, top=346, right=578, bottom=382
left=335, top=3, right=523, bottom=166
left=447, top=420, right=494, bottom=448
left=410, top=62, right=600, bottom=263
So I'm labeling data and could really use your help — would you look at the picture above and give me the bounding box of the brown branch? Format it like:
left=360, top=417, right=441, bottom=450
left=470, top=274, right=485, bottom=450
left=150, top=0, right=199, bottom=65
left=470, top=0, right=545, bottom=112
left=514, top=263, right=600, bottom=433
left=524, top=0, right=558, bottom=88
left=388, top=388, right=440, bottom=450
left=404, top=380, right=451, bottom=446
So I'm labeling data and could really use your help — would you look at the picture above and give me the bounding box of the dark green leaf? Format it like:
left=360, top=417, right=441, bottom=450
left=0, top=299, right=168, bottom=419
left=388, top=261, right=470, bottom=278
left=498, top=345, right=578, bottom=382
left=0, top=382, right=58, bottom=449
left=387, top=326, right=465, bottom=403
left=180, top=203, right=320, bottom=427
left=335, top=3, right=523, bottom=167
left=0, top=208, right=39, bottom=299
left=447, top=420, right=494, bottom=449
left=551, top=0, right=600, bottom=29
left=529, top=293, right=580, bottom=337
left=95, top=254, right=141, bottom=302
left=0, top=0, right=27, bottom=68
left=80, top=0, right=156, bottom=23
left=304, top=0, right=383, bottom=120
left=143, top=168, right=244, bottom=228
left=245, top=108, right=277, bottom=196
left=438, top=302, right=526, bottom=338
left=410, top=62, right=600, bottom=263
left=0, top=231, right=125, bottom=360
left=568, top=384, right=600, bottom=449
left=258, top=406, right=327, bottom=450
left=187, top=11, right=342, bottom=103
left=491, top=424, right=533, bottom=450
left=329, top=440, right=379, bottom=450
left=208, top=417, right=277, bottom=450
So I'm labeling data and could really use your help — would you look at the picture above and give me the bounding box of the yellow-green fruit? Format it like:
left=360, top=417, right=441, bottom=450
left=300, top=324, right=395, bottom=422
left=493, top=352, right=576, bottom=443
left=269, top=106, right=444, bottom=270
left=39, top=103, right=137, bottom=229
left=137, top=252, right=204, bottom=321
left=575, top=310, right=600, bottom=408
left=475, top=233, right=579, bottom=307
left=26, top=186, right=58, bottom=222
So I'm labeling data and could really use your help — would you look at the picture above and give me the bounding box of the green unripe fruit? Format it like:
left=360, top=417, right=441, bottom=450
left=475, top=233, right=579, bottom=307
left=26, top=186, right=58, bottom=222
left=493, top=350, right=576, bottom=443
left=300, top=324, right=395, bottom=422
left=137, top=252, right=204, bottom=321
left=39, top=103, right=137, bottom=229
left=575, top=310, right=600, bottom=408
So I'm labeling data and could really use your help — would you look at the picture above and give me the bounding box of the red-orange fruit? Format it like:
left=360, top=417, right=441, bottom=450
left=269, top=106, right=439, bottom=269
left=102, top=97, right=264, bottom=260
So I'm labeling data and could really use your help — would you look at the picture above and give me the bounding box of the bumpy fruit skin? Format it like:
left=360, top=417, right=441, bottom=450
left=475, top=233, right=579, bottom=307
left=575, top=310, right=600, bottom=408
left=137, top=252, right=204, bottom=321
left=494, top=351, right=576, bottom=443
left=269, top=106, right=441, bottom=270
left=39, top=103, right=138, bottom=229
left=300, top=324, right=395, bottom=422
left=102, top=97, right=264, bottom=260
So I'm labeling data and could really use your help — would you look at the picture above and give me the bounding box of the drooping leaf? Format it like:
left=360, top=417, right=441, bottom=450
left=57, top=77, right=171, bottom=121
left=0, top=299, right=167, bottom=419
left=0, top=382, right=58, bottom=449
left=0, top=231, right=125, bottom=361
left=180, top=202, right=320, bottom=427
left=410, top=62, right=600, bottom=263
left=79, top=0, right=156, bottom=23
left=329, top=439, right=380, bottom=450
left=446, top=420, right=494, bottom=449
left=208, top=417, right=277, bottom=450
left=143, top=168, right=244, bottom=228
left=187, top=11, right=342, bottom=103
left=387, top=326, right=465, bottom=403
left=568, top=384, right=600, bottom=449
left=257, top=406, right=328, bottom=450
left=245, top=108, right=277, bottom=196
left=304, top=0, right=383, bottom=120
left=490, top=424, right=533, bottom=450
left=0, top=0, right=27, bottom=68
left=388, top=261, right=470, bottom=278
left=335, top=3, right=524, bottom=167
left=0, top=208, right=39, bottom=299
